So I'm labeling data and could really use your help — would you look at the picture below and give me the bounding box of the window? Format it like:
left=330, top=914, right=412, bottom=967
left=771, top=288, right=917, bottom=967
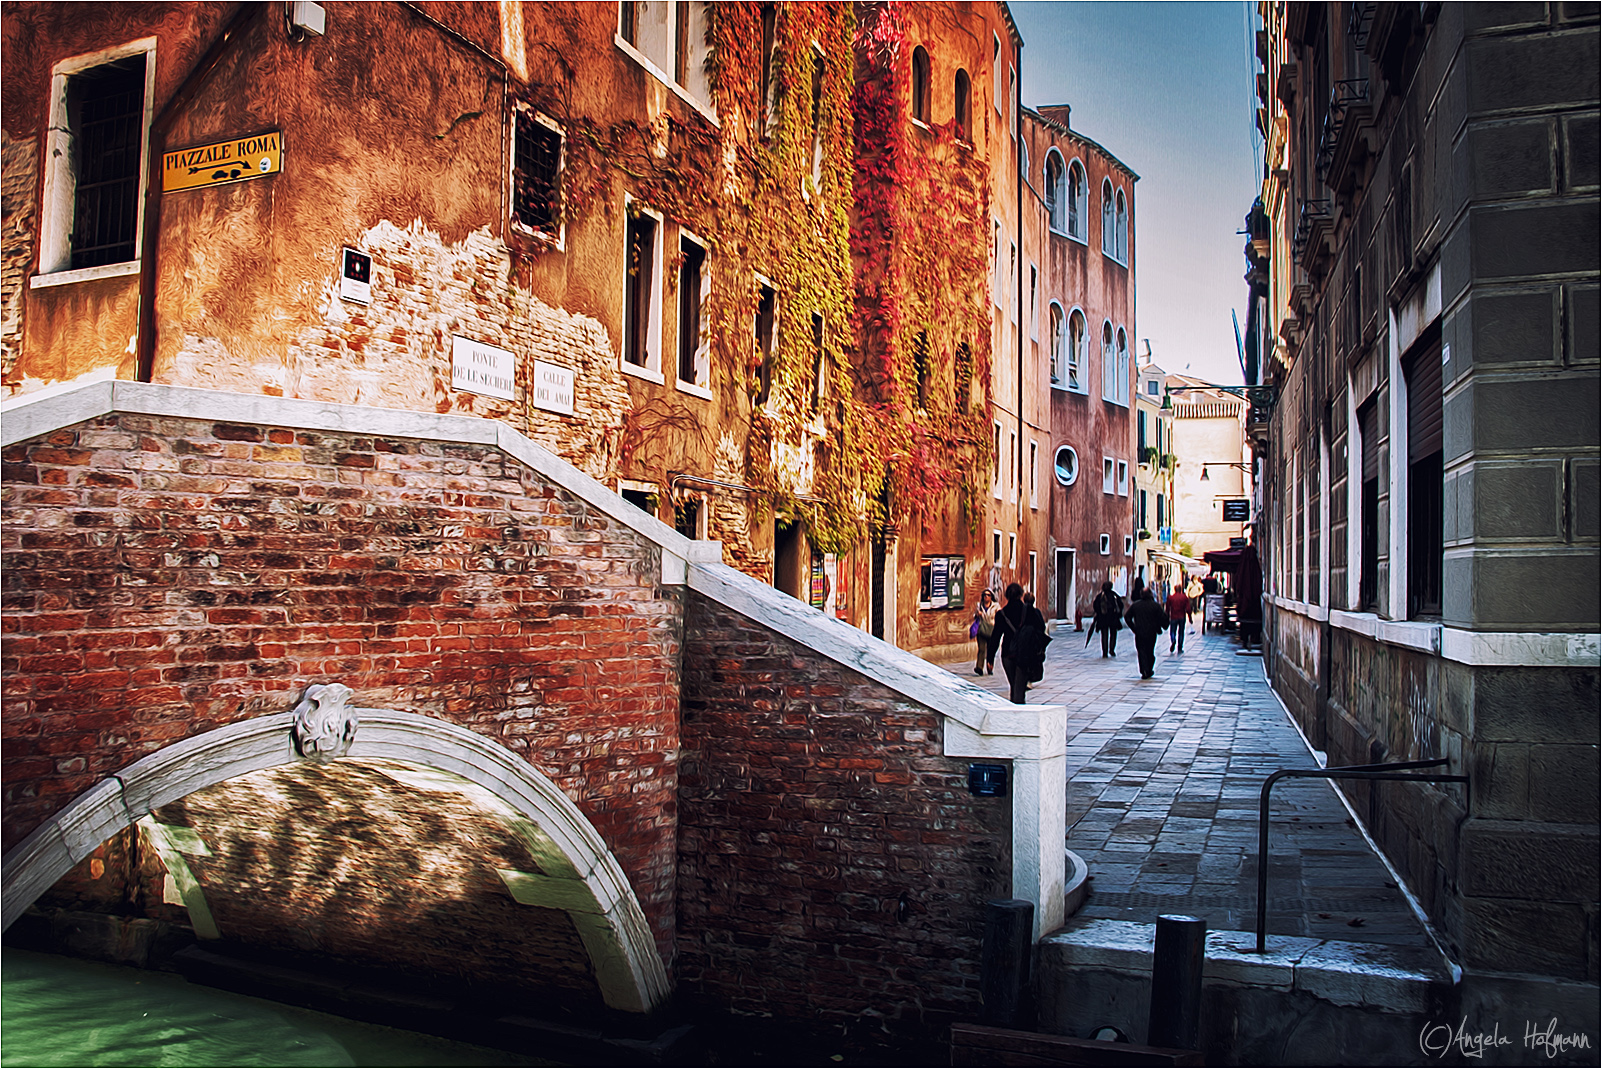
left=1123, top=534, right=1135, bottom=556
left=1117, top=460, right=1129, bottom=496
left=38, top=45, right=154, bottom=279
left=810, top=44, right=826, bottom=186
left=1009, top=429, right=1019, bottom=502
left=954, top=341, right=972, bottom=412
left=618, top=3, right=712, bottom=113
left=1053, top=445, right=1078, bottom=486
left=754, top=278, right=778, bottom=404
left=1157, top=493, right=1165, bottom=530
left=1029, top=440, right=1039, bottom=509
left=620, top=481, right=658, bottom=517
left=992, top=219, right=1003, bottom=307
left=1101, top=179, right=1116, bottom=257
left=1138, top=410, right=1148, bottom=452
left=1101, top=322, right=1116, bottom=402
left=992, top=32, right=1004, bottom=116
left=993, top=529, right=1003, bottom=564
left=676, top=231, right=709, bottom=391
left=1044, top=151, right=1066, bottom=232
left=1067, top=160, right=1087, bottom=241
left=954, top=69, right=971, bottom=142
left=1048, top=302, right=1066, bottom=385
left=1147, top=378, right=1160, bottom=396
left=992, top=421, right=1004, bottom=499
left=760, top=4, right=778, bottom=138
left=1139, top=490, right=1148, bottom=530
left=810, top=312, right=826, bottom=414
left=1028, top=551, right=1037, bottom=596
left=1405, top=332, right=1443, bottom=617
left=1028, top=265, right=1038, bottom=341
left=1098, top=533, right=1111, bottom=556
left=911, top=46, right=930, bottom=124
left=674, top=494, right=704, bottom=538
left=1102, top=456, right=1115, bottom=495
left=1067, top=309, right=1086, bottom=392
left=913, top=329, right=930, bottom=408
left=1115, top=188, right=1129, bottom=262
left=622, top=202, right=663, bottom=377
left=1358, top=396, right=1380, bottom=611
left=1008, top=532, right=1017, bottom=568
left=1008, top=242, right=1017, bottom=322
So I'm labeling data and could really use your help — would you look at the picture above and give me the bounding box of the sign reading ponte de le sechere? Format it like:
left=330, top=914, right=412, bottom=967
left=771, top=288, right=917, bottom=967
left=162, top=131, right=284, bottom=193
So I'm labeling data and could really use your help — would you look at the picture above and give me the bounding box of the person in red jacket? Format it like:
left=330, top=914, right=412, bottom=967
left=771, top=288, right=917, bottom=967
left=1166, top=583, right=1192, bottom=655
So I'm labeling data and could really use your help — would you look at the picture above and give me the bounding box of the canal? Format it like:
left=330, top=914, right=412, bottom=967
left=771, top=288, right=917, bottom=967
left=2, top=949, right=556, bottom=1067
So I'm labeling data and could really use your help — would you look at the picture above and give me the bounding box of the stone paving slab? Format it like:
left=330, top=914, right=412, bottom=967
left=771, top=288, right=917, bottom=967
left=942, top=622, right=1432, bottom=948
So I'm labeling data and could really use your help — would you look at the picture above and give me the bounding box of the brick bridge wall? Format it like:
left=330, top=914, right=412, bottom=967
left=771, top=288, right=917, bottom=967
left=0, top=405, right=683, bottom=961
left=677, top=590, right=1012, bottom=1051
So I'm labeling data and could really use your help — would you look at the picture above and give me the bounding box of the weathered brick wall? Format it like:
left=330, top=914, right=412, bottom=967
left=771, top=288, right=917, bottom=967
left=1, top=412, right=682, bottom=960
left=676, top=590, right=1012, bottom=1053
left=1, top=129, right=35, bottom=387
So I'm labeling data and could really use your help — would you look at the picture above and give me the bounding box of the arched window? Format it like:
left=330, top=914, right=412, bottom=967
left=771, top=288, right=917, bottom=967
left=1115, top=189, right=1128, bottom=262
left=1044, top=151, right=1066, bottom=232
left=1067, top=161, right=1087, bottom=240
left=1101, top=179, right=1116, bottom=257
left=1115, top=327, right=1130, bottom=405
left=1101, top=321, right=1116, bottom=401
left=1048, top=302, right=1066, bottom=384
left=911, top=46, right=930, bottom=124
left=954, top=69, right=971, bottom=142
left=1067, top=309, right=1086, bottom=392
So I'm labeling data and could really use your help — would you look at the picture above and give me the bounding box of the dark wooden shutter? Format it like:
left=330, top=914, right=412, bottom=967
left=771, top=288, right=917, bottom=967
left=1359, top=398, right=1380, bottom=482
left=1406, top=338, right=1443, bottom=462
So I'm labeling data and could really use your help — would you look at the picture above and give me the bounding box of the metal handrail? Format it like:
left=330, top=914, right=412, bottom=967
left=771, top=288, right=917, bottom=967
left=1254, top=758, right=1469, bottom=953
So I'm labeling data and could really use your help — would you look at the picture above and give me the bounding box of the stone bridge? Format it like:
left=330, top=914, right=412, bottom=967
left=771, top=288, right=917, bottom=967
left=1, top=382, right=1065, bottom=1047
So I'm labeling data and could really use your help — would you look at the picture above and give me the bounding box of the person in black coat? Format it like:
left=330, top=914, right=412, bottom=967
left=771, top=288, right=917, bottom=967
left=1123, top=588, right=1169, bottom=680
left=997, top=582, right=1047, bottom=704
left=1092, top=581, right=1124, bottom=657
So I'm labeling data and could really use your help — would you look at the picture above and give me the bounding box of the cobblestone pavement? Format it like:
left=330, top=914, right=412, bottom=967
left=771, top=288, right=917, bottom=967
left=944, top=620, right=1433, bottom=948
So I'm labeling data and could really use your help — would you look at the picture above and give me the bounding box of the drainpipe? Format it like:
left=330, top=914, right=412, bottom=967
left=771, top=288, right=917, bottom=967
left=135, top=2, right=266, bottom=383
left=1015, top=36, right=1025, bottom=550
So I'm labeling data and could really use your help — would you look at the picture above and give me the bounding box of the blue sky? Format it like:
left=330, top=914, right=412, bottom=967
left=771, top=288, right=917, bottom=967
left=1011, top=1, right=1261, bottom=386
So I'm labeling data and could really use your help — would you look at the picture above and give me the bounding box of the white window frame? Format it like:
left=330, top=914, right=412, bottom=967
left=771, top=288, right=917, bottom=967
left=1044, top=148, right=1068, bottom=234
left=1028, top=264, right=1039, bottom=341
left=1114, top=327, right=1131, bottom=407
left=992, top=218, right=1003, bottom=307
left=33, top=37, right=158, bottom=288
left=1123, top=534, right=1135, bottom=556
left=1029, top=439, right=1039, bottom=509
left=1028, top=550, right=1037, bottom=595
left=1008, top=531, right=1017, bottom=568
left=1102, top=456, right=1115, bottom=495
left=753, top=272, right=780, bottom=408
left=1009, top=428, right=1019, bottom=502
left=1117, top=460, right=1130, bottom=496
left=1048, top=301, right=1067, bottom=387
left=511, top=105, right=565, bottom=249
left=615, top=2, right=718, bottom=126
left=1101, top=178, right=1116, bottom=259
left=992, top=31, right=1004, bottom=117
left=1067, top=307, right=1088, bottom=394
left=1098, top=533, right=1112, bottom=556
left=1101, top=320, right=1117, bottom=403
left=1054, top=444, right=1078, bottom=487
left=621, top=197, right=665, bottom=383
left=993, top=528, right=1004, bottom=564
left=1115, top=187, right=1129, bottom=263
left=1008, top=241, right=1018, bottom=323
left=674, top=227, right=711, bottom=397
left=992, top=420, right=1005, bottom=499
left=1067, top=159, right=1089, bottom=244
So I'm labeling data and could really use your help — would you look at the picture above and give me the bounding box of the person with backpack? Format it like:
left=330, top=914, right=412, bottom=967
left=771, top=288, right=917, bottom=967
left=1124, top=587, right=1169, bottom=680
left=1092, top=581, right=1124, bottom=658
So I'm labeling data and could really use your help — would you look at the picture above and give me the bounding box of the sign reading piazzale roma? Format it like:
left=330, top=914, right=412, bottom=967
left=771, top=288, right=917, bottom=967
left=162, top=131, right=284, bottom=193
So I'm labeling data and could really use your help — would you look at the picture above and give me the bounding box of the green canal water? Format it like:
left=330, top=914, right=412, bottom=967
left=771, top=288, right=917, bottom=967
left=2, top=949, right=553, bottom=1067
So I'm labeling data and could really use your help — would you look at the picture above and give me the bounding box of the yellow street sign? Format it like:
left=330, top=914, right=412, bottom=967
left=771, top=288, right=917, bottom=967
left=162, top=131, right=283, bottom=193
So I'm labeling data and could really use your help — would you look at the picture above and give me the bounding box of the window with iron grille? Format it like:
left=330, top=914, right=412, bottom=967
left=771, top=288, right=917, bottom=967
left=513, top=109, right=561, bottom=237
left=68, top=56, right=146, bottom=270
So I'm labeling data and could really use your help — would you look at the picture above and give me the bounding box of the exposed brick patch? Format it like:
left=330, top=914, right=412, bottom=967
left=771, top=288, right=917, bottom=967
left=1, top=130, right=37, bottom=388
left=2, top=412, right=681, bottom=961
left=676, top=590, right=1012, bottom=1048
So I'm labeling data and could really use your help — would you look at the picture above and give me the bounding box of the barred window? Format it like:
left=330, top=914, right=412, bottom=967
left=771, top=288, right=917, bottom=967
left=513, top=109, right=562, bottom=237
left=68, top=57, right=146, bottom=270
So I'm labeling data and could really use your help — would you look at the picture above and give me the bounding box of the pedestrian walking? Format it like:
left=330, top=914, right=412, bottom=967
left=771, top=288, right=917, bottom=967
left=1166, top=584, right=1192, bottom=655
left=1023, top=592, right=1051, bottom=687
left=997, top=582, right=1047, bottom=704
left=972, top=588, right=999, bottom=675
left=1092, top=581, right=1124, bottom=658
left=1123, top=588, right=1168, bottom=680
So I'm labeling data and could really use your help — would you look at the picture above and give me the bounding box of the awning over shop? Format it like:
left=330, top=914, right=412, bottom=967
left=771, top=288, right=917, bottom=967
left=1202, top=548, right=1245, bottom=570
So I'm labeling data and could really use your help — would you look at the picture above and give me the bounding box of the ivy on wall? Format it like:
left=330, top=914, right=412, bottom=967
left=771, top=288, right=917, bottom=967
left=510, top=2, right=991, bottom=564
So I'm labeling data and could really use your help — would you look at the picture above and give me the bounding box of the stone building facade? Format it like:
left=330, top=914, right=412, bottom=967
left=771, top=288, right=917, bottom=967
left=1254, top=1, right=1599, bottom=982
left=1021, top=105, right=1138, bottom=623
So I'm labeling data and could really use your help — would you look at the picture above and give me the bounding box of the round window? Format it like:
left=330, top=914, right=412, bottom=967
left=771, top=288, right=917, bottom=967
left=1053, top=445, right=1078, bottom=486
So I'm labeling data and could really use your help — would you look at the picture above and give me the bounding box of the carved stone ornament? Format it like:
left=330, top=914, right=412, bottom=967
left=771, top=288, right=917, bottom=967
left=291, top=683, right=359, bottom=763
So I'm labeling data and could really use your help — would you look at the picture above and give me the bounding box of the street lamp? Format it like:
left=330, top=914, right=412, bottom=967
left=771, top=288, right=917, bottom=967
left=1159, top=381, right=1280, bottom=413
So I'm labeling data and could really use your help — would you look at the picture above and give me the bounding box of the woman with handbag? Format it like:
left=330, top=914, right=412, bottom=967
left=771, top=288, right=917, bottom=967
left=972, top=588, right=1000, bottom=675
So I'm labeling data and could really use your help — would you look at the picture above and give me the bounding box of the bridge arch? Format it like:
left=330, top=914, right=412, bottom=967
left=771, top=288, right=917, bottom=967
left=0, top=705, right=670, bottom=1014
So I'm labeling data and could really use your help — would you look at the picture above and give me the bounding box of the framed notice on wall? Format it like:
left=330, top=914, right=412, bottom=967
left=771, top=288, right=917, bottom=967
left=451, top=336, right=516, bottom=401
